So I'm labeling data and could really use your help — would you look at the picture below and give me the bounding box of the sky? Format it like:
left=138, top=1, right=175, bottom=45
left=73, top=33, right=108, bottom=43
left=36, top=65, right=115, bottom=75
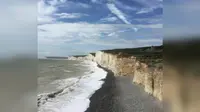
left=0, top=0, right=199, bottom=59
left=38, top=0, right=163, bottom=57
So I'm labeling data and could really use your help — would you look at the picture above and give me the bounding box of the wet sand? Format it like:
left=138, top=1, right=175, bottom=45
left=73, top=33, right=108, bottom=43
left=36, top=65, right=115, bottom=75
left=85, top=65, right=163, bottom=112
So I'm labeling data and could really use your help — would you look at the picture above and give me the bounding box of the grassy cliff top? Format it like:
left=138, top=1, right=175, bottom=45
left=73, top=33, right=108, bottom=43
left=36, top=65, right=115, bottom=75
left=100, top=45, right=163, bottom=69
left=101, top=45, right=162, bottom=54
left=100, top=45, right=163, bottom=59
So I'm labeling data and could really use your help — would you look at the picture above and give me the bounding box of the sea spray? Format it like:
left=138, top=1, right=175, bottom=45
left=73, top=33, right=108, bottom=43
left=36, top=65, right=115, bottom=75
left=38, top=61, right=107, bottom=112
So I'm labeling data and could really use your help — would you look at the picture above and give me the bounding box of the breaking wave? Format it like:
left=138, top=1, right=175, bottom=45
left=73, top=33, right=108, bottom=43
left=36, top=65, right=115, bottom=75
left=38, top=61, right=107, bottom=112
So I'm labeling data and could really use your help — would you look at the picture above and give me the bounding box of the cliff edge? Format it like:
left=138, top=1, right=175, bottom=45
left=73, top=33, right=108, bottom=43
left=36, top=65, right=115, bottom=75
left=71, top=46, right=163, bottom=101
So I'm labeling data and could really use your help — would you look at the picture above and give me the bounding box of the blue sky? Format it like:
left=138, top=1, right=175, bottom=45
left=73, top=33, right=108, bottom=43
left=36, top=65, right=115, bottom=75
left=38, top=0, right=163, bottom=57
left=1, top=0, right=200, bottom=59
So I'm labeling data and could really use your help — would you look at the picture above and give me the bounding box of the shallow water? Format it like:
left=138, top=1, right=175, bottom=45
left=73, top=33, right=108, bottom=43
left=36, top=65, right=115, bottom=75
left=38, top=59, right=107, bottom=112
left=38, top=59, right=90, bottom=94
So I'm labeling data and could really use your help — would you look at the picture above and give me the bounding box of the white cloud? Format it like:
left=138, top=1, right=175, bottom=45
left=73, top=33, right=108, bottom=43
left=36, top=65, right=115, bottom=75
left=136, top=24, right=162, bottom=28
left=55, top=13, right=89, bottom=19
left=38, top=23, right=120, bottom=51
left=38, top=23, right=117, bottom=40
left=107, top=3, right=139, bottom=32
left=81, top=38, right=162, bottom=48
left=38, top=0, right=56, bottom=16
left=38, top=16, right=55, bottom=24
left=38, top=23, right=162, bottom=48
left=38, top=23, right=162, bottom=45
left=106, top=27, right=134, bottom=37
left=38, top=0, right=57, bottom=24
left=100, top=16, right=118, bottom=22
left=38, top=22, right=162, bottom=56
left=133, top=18, right=162, bottom=24
left=37, top=0, right=91, bottom=24
left=115, top=1, right=137, bottom=11
left=136, top=8, right=153, bottom=14
left=136, top=4, right=162, bottom=14
left=47, top=0, right=67, bottom=6
left=37, top=0, right=163, bottom=56
left=91, top=0, right=98, bottom=3
left=107, top=3, right=130, bottom=24
left=38, top=22, right=137, bottom=55
left=78, top=3, right=91, bottom=8
left=48, top=0, right=59, bottom=6
left=107, top=32, right=117, bottom=36
left=38, top=23, right=162, bottom=38
left=136, top=38, right=162, bottom=43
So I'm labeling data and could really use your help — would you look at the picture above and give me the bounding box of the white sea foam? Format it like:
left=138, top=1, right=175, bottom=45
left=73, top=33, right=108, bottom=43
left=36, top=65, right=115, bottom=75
left=73, top=64, right=81, bottom=66
left=38, top=61, right=107, bottom=112
left=63, top=69, right=72, bottom=73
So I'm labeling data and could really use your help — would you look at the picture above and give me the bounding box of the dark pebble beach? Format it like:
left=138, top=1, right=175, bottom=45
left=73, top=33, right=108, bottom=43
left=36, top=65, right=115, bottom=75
left=85, top=65, right=163, bottom=112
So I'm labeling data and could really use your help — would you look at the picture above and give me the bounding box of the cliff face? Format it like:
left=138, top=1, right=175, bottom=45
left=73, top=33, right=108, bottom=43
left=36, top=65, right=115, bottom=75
left=86, top=46, right=163, bottom=101
left=94, top=51, right=136, bottom=76
left=69, top=46, right=163, bottom=101
left=133, top=62, right=163, bottom=100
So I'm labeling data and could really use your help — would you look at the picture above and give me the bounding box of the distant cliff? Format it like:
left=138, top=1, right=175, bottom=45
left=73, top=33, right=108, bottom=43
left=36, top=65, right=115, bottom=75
left=70, top=46, right=163, bottom=101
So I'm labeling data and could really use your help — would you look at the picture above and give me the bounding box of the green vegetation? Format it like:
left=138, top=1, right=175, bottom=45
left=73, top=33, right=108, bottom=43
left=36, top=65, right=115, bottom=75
left=101, top=45, right=163, bottom=68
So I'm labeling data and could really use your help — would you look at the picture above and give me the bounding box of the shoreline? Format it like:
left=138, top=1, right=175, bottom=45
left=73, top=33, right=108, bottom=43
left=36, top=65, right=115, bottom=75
left=85, top=64, right=163, bottom=112
left=85, top=64, right=117, bottom=112
left=38, top=60, right=108, bottom=112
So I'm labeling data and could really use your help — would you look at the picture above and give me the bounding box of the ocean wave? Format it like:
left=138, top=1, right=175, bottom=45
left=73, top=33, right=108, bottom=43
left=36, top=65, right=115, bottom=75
left=38, top=77, right=80, bottom=107
left=38, top=61, right=107, bottom=112
left=63, top=69, right=72, bottom=73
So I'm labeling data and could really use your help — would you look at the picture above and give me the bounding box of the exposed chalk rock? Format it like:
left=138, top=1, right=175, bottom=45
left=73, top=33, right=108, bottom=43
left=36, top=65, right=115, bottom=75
left=68, top=46, right=163, bottom=101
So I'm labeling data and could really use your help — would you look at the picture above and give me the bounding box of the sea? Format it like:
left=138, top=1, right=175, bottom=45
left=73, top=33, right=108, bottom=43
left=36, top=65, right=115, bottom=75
left=38, top=59, right=107, bottom=112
